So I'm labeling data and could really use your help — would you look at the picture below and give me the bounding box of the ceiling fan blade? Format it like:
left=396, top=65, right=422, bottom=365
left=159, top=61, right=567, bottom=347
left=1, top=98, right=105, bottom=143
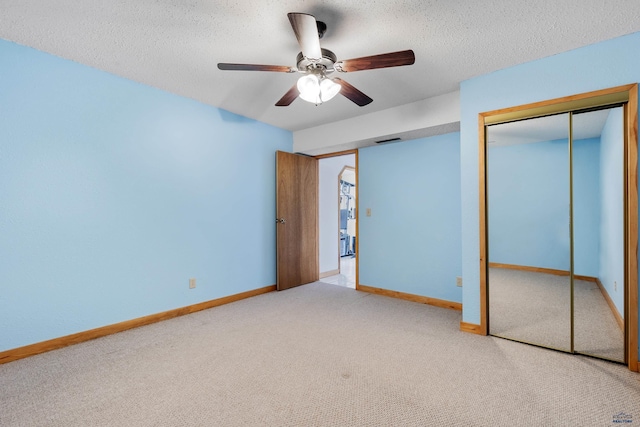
left=335, top=50, right=415, bottom=72
left=287, top=13, right=322, bottom=60
left=218, top=63, right=295, bottom=72
left=275, top=84, right=300, bottom=106
left=334, top=78, right=373, bottom=107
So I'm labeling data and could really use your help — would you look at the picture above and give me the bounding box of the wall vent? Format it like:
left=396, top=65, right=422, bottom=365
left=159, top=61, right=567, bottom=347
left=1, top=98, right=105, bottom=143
left=375, top=137, right=401, bottom=144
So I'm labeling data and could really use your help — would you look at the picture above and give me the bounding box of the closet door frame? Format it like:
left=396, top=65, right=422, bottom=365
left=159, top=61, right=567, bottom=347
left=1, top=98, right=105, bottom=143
left=478, top=84, right=639, bottom=372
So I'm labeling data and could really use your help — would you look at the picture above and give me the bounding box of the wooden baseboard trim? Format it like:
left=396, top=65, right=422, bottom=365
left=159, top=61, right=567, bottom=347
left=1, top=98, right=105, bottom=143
left=319, top=269, right=340, bottom=279
left=490, top=263, right=601, bottom=283
left=489, top=262, right=570, bottom=277
left=357, top=284, right=462, bottom=311
left=490, top=263, right=625, bottom=331
left=0, top=284, right=277, bottom=365
left=459, top=321, right=483, bottom=335
left=593, top=278, right=624, bottom=331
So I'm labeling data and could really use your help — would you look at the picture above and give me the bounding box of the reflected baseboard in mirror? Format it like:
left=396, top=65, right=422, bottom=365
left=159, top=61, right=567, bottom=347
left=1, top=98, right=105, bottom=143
left=488, top=265, right=625, bottom=362
left=489, top=262, right=624, bottom=331
left=574, top=277, right=625, bottom=362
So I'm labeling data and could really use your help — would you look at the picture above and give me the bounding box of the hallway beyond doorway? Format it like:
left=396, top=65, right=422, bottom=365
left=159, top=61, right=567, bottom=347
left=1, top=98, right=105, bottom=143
left=320, top=256, right=356, bottom=289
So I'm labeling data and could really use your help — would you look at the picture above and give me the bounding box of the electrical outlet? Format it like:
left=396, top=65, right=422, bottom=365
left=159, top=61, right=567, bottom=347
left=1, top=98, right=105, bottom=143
left=189, top=278, right=196, bottom=289
left=366, top=208, right=372, bottom=217
left=456, top=276, right=463, bottom=287
left=614, top=281, right=617, bottom=291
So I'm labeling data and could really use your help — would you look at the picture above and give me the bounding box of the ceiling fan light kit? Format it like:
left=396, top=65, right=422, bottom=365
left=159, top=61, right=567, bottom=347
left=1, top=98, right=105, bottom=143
left=319, top=78, right=341, bottom=102
left=217, top=12, right=415, bottom=107
left=297, top=73, right=341, bottom=105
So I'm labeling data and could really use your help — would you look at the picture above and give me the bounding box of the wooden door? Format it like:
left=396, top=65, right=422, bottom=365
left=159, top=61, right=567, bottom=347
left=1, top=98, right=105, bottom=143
left=276, top=151, right=319, bottom=290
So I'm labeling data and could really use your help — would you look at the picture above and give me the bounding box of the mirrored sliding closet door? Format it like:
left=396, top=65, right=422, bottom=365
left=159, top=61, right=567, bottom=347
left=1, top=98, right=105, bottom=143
left=487, top=113, right=572, bottom=352
left=572, top=107, right=625, bottom=363
left=486, top=105, right=627, bottom=364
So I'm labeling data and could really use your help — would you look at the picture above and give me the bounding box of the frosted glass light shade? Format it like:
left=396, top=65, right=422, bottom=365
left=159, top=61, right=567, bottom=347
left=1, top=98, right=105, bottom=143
left=297, top=74, right=341, bottom=104
left=297, top=74, right=321, bottom=104
left=320, top=78, right=341, bottom=102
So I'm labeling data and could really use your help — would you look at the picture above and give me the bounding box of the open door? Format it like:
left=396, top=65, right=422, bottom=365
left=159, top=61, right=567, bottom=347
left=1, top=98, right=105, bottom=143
left=276, top=151, right=319, bottom=290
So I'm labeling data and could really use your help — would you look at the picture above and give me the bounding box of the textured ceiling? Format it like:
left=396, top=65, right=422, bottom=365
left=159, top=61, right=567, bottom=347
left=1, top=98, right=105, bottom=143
left=2, top=1, right=640, bottom=132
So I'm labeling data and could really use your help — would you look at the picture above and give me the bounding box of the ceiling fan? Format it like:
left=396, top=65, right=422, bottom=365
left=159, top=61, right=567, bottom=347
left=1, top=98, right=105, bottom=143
left=217, top=12, right=415, bottom=107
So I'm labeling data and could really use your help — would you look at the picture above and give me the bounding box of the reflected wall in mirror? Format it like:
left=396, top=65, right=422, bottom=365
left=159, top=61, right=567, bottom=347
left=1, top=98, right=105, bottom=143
left=487, top=113, right=571, bottom=352
left=486, top=106, right=626, bottom=363
left=573, top=107, right=625, bottom=362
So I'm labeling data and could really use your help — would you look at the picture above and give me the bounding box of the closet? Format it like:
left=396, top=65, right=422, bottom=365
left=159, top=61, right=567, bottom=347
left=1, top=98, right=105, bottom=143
left=479, top=85, right=638, bottom=367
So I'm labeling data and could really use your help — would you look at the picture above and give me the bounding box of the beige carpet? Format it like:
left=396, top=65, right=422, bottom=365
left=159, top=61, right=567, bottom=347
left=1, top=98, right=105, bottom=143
left=489, top=268, right=625, bottom=361
left=1, top=282, right=639, bottom=426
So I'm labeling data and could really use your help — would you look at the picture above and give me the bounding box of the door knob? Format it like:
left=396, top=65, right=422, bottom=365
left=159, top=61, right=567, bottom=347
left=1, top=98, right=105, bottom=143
left=276, top=218, right=286, bottom=224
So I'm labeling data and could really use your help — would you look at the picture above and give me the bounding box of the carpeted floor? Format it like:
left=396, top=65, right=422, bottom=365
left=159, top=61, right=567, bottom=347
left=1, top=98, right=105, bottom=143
left=1, top=282, right=638, bottom=426
left=489, top=268, right=624, bottom=361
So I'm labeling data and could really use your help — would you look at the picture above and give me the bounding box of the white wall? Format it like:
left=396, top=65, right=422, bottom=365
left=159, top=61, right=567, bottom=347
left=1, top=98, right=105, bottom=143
left=319, top=154, right=355, bottom=275
left=294, top=91, right=460, bottom=155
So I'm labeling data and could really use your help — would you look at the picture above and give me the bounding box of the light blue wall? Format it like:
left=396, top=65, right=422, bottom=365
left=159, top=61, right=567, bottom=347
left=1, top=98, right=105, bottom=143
left=460, top=31, right=640, bottom=356
left=488, top=137, right=600, bottom=275
left=359, top=132, right=462, bottom=303
left=0, top=40, right=292, bottom=352
left=488, top=139, right=571, bottom=271
left=599, top=108, right=625, bottom=314
left=573, top=138, right=602, bottom=278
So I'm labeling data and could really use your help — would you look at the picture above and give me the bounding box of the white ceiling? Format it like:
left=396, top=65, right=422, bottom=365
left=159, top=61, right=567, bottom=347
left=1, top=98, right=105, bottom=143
left=2, top=1, right=640, bottom=132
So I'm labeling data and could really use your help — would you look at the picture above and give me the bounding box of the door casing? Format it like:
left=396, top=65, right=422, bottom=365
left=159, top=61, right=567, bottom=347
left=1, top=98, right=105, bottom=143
left=315, top=150, right=359, bottom=289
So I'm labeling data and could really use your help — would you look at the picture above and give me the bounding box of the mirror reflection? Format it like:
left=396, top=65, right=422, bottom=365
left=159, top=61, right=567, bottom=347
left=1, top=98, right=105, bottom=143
left=487, top=107, right=626, bottom=362
left=487, top=114, right=571, bottom=352
left=573, top=107, right=625, bottom=362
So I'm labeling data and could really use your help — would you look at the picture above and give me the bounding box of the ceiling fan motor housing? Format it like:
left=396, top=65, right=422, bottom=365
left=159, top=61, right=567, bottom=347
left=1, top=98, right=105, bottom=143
left=296, top=48, right=337, bottom=74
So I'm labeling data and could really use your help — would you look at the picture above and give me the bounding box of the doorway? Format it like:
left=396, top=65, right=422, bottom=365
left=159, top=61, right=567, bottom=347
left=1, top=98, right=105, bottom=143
left=338, top=166, right=356, bottom=287
left=317, top=152, right=357, bottom=289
